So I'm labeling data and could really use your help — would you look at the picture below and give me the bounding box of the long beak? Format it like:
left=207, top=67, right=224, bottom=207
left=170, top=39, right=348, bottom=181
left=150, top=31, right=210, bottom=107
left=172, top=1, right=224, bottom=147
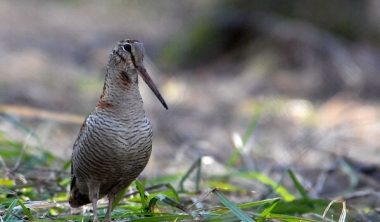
left=136, top=65, right=168, bottom=109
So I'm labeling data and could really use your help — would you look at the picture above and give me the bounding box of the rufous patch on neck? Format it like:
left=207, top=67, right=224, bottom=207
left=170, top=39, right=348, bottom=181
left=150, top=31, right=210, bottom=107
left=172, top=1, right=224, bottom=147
left=97, top=99, right=113, bottom=109
left=119, top=71, right=133, bottom=87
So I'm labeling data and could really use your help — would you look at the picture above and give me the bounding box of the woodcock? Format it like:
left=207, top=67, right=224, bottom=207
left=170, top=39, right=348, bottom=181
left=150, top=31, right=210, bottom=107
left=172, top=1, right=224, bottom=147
left=69, top=39, right=168, bottom=221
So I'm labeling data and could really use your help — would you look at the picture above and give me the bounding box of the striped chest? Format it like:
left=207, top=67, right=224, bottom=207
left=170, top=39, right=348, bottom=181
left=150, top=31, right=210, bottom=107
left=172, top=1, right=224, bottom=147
left=72, top=112, right=153, bottom=181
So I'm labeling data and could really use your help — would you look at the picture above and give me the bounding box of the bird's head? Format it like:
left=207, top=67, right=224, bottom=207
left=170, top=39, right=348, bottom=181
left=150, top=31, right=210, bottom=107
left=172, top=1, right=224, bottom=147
left=109, top=39, right=168, bottom=109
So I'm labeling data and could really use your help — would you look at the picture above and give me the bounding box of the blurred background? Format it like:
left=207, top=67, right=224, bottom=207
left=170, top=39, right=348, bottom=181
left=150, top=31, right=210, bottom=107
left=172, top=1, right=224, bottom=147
left=1, top=0, right=380, bottom=209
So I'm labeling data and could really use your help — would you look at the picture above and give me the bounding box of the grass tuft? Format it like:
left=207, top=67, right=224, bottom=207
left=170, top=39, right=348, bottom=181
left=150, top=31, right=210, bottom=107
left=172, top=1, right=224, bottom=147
left=0, top=119, right=369, bottom=221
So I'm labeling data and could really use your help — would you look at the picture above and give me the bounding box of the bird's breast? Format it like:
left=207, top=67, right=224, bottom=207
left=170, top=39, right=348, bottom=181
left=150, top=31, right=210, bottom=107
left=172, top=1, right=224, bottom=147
left=72, top=112, right=153, bottom=182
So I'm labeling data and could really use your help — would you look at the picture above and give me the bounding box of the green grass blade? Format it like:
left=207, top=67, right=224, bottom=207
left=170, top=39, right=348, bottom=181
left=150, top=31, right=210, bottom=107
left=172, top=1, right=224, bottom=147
left=143, top=174, right=182, bottom=185
left=238, top=198, right=281, bottom=209
left=0, top=186, right=17, bottom=195
left=236, top=171, right=296, bottom=201
left=269, top=213, right=320, bottom=222
left=228, top=116, right=259, bottom=167
left=178, top=157, right=202, bottom=192
left=112, top=186, right=128, bottom=211
left=162, top=183, right=180, bottom=202
left=130, top=213, right=192, bottom=221
left=271, top=199, right=329, bottom=215
left=62, top=160, right=71, bottom=171
left=288, top=169, right=309, bottom=200
left=4, top=198, right=19, bottom=221
left=212, top=198, right=281, bottom=214
left=135, top=180, right=148, bottom=212
left=148, top=193, right=188, bottom=213
left=338, top=158, right=359, bottom=191
left=212, top=189, right=254, bottom=222
left=17, top=199, right=34, bottom=220
left=0, top=178, right=15, bottom=187
left=259, top=198, right=280, bottom=218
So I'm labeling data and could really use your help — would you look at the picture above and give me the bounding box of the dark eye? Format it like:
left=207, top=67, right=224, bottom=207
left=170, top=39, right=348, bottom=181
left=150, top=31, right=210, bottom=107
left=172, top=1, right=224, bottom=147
left=122, top=44, right=131, bottom=52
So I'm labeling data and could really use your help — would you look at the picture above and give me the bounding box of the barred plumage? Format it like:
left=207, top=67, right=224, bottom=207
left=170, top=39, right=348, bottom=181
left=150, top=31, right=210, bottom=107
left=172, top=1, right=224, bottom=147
left=69, top=39, right=167, bottom=221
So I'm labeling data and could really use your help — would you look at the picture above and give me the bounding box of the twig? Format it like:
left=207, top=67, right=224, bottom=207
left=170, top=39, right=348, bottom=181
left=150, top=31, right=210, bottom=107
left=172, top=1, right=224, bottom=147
left=124, top=184, right=166, bottom=198
left=342, top=189, right=380, bottom=200
left=311, top=163, right=337, bottom=197
left=178, top=157, right=202, bottom=192
left=0, top=155, right=9, bottom=176
left=187, top=188, right=214, bottom=210
left=0, top=104, right=83, bottom=124
left=9, top=134, right=31, bottom=174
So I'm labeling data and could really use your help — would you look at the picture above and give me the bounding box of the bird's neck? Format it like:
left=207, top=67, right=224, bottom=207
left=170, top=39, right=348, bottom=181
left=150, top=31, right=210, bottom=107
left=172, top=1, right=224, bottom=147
left=96, top=68, right=145, bottom=120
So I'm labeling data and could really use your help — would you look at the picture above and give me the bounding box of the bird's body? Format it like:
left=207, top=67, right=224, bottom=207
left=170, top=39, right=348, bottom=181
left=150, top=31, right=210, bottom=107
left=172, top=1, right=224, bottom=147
left=69, top=103, right=153, bottom=207
left=69, top=39, right=167, bottom=221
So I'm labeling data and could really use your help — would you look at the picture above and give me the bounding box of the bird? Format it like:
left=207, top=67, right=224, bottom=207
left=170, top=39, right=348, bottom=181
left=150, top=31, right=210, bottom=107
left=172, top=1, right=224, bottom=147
left=68, top=39, right=168, bottom=221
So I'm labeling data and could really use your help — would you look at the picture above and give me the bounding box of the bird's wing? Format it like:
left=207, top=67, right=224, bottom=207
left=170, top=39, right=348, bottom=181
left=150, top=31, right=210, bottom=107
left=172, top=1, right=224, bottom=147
left=69, top=117, right=91, bottom=207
